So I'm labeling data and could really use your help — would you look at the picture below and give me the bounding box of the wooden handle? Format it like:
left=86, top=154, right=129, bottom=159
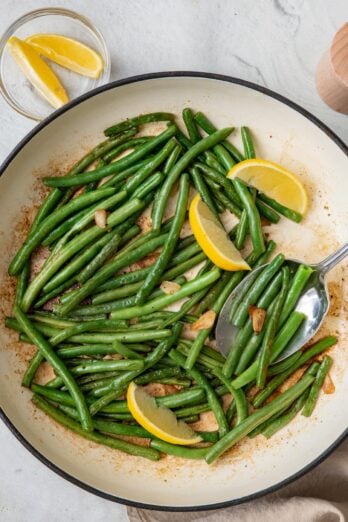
left=316, top=23, right=348, bottom=114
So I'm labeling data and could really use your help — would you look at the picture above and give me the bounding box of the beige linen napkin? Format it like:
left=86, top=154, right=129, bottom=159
left=127, top=438, right=348, bottom=522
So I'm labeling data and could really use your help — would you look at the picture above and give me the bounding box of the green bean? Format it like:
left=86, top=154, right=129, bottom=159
left=72, top=132, right=139, bottom=175
left=32, top=395, right=160, bottom=461
left=89, top=323, right=183, bottom=413
left=129, top=318, right=166, bottom=330
left=43, top=126, right=176, bottom=188
left=86, top=160, right=108, bottom=189
left=110, top=268, right=221, bottom=320
left=43, top=232, right=115, bottom=293
left=162, top=251, right=207, bottom=280
left=156, top=377, right=192, bottom=387
left=104, top=112, right=174, bottom=137
left=42, top=208, right=89, bottom=247
left=252, top=362, right=320, bottom=438
left=115, top=229, right=160, bottom=258
left=30, top=312, right=109, bottom=327
left=207, top=184, right=242, bottom=218
left=56, top=344, right=121, bottom=358
left=233, top=178, right=265, bottom=257
left=190, top=167, right=220, bottom=219
left=160, top=283, right=211, bottom=328
left=175, top=403, right=211, bottom=418
left=205, top=371, right=315, bottom=463
left=194, top=162, right=241, bottom=207
left=302, top=356, right=333, bottom=417
left=31, top=384, right=85, bottom=407
left=169, top=349, right=228, bottom=437
left=34, top=277, right=76, bottom=308
left=92, top=280, right=145, bottom=304
left=151, top=438, right=208, bottom=459
left=234, top=210, right=248, bottom=250
left=225, top=272, right=283, bottom=378
left=175, top=128, right=193, bottom=150
left=262, top=391, right=309, bottom=438
left=55, top=190, right=129, bottom=248
left=60, top=329, right=172, bottom=345
left=131, top=171, right=164, bottom=200
left=76, top=229, right=121, bottom=284
left=136, top=174, right=189, bottom=304
left=177, top=344, right=222, bottom=371
left=102, top=137, right=151, bottom=163
left=232, top=311, right=306, bottom=389
left=158, top=388, right=206, bottom=409
left=279, top=264, right=314, bottom=327
left=193, top=274, right=227, bottom=316
left=152, top=127, right=233, bottom=230
left=182, top=108, right=201, bottom=143
left=184, top=264, right=255, bottom=370
left=204, top=151, right=227, bottom=174
left=181, top=340, right=225, bottom=364
left=226, top=399, right=237, bottom=426
left=124, top=138, right=176, bottom=194
left=258, top=192, right=303, bottom=223
left=163, top=143, right=182, bottom=175
left=134, top=367, right=182, bottom=385
left=100, top=157, right=154, bottom=188
left=255, top=199, right=280, bottom=224
left=70, top=359, right=144, bottom=375
left=195, top=431, right=219, bottom=443
left=212, top=144, right=235, bottom=170
left=61, top=274, right=186, bottom=317
left=256, top=266, right=290, bottom=388
left=22, top=350, right=44, bottom=388
left=29, top=189, right=64, bottom=236
left=169, top=241, right=202, bottom=266
left=9, top=187, right=116, bottom=276
left=267, top=351, right=302, bottom=375
left=213, top=369, right=248, bottom=425
left=194, top=112, right=244, bottom=162
left=14, top=306, right=92, bottom=431
left=112, top=343, right=144, bottom=360
left=22, top=198, right=145, bottom=311
left=55, top=229, right=169, bottom=316
left=15, top=264, right=30, bottom=305
left=48, top=319, right=135, bottom=345
left=241, top=127, right=256, bottom=159
left=231, top=253, right=285, bottom=328
left=94, top=419, right=150, bottom=438
left=95, top=266, right=152, bottom=293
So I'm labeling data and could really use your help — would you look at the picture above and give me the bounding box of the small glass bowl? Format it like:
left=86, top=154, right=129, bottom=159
left=0, top=8, right=111, bottom=121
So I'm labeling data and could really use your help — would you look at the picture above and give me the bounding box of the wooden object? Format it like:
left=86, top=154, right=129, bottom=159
left=316, top=23, right=348, bottom=114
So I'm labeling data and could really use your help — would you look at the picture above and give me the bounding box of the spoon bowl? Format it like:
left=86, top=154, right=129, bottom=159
left=216, top=243, right=347, bottom=362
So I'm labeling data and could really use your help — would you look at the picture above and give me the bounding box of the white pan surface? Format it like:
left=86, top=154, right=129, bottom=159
left=0, top=74, right=347, bottom=510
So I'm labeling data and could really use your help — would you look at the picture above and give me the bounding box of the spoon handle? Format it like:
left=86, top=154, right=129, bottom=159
left=316, top=243, right=348, bottom=274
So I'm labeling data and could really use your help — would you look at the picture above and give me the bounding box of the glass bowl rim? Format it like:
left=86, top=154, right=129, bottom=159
left=0, top=7, right=111, bottom=121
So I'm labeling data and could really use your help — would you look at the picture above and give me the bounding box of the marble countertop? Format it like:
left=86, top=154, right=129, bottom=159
left=0, top=1, right=347, bottom=520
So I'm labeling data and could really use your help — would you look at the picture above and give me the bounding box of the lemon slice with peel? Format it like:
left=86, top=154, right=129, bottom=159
left=127, top=382, right=202, bottom=445
left=227, top=159, right=308, bottom=215
left=6, top=36, right=68, bottom=109
left=189, top=195, right=250, bottom=271
left=26, top=34, right=104, bottom=79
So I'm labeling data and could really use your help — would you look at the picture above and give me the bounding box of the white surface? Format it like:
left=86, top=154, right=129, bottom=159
left=0, top=1, right=347, bottom=521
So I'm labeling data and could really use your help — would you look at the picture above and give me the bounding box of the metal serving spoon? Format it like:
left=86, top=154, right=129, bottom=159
left=216, top=243, right=348, bottom=362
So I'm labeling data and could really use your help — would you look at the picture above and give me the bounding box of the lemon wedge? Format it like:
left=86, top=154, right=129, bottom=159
left=189, top=195, right=250, bottom=271
left=227, top=159, right=308, bottom=215
left=127, top=382, right=202, bottom=445
left=26, top=34, right=104, bottom=79
left=6, top=36, right=68, bottom=109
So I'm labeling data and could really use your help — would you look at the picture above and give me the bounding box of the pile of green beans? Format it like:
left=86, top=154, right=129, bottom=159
left=6, top=110, right=338, bottom=463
